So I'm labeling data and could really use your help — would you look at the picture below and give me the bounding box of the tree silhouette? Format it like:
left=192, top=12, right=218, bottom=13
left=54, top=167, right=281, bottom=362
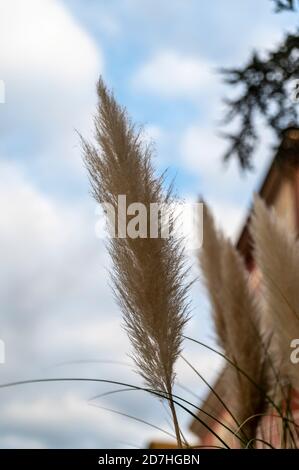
left=273, top=0, right=298, bottom=11
left=221, top=0, right=299, bottom=169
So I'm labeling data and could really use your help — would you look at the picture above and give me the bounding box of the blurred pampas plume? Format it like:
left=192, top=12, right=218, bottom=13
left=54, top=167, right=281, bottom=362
left=199, top=204, right=266, bottom=443
left=199, top=204, right=226, bottom=349
left=251, top=196, right=299, bottom=391
left=219, top=236, right=266, bottom=441
left=81, top=78, right=191, bottom=447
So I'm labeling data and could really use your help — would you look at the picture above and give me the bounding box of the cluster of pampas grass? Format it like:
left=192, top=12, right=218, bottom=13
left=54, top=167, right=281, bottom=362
left=82, top=78, right=299, bottom=449
left=250, top=197, right=299, bottom=447
left=200, top=196, right=299, bottom=447
left=251, top=196, right=299, bottom=393
left=199, top=204, right=267, bottom=444
left=82, top=79, right=190, bottom=447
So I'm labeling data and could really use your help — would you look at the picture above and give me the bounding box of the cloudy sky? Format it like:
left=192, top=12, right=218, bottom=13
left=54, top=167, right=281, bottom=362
left=0, top=0, right=298, bottom=449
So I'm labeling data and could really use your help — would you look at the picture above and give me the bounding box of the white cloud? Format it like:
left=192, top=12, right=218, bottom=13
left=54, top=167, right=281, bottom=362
left=0, top=159, right=111, bottom=366
left=0, top=80, right=5, bottom=103
left=1, top=0, right=101, bottom=81
left=0, top=161, right=69, bottom=253
left=176, top=351, right=223, bottom=392
left=181, top=127, right=225, bottom=177
left=180, top=126, right=259, bottom=238
left=144, top=124, right=164, bottom=142
left=245, top=26, right=286, bottom=61
left=180, top=123, right=274, bottom=182
left=0, top=394, right=134, bottom=448
left=0, top=390, right=179, bottom=448
left=179, top=120, right=279, bottom=241
left=133, top=50, right=215, bottom=98
left=0, top=0, right=102, bottom=171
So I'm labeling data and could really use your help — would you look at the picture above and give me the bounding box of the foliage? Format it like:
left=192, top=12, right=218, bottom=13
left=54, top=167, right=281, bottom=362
left=221, top=1, right=299, bottom=169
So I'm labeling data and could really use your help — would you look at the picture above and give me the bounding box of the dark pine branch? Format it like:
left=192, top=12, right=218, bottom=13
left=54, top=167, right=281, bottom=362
left=272, top=0, right=299, bottom=12
left=221, top=31, right=299, bottom=169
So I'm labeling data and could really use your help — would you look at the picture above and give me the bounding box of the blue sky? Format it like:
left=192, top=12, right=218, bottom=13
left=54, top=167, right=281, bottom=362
left=0, top=0, right=298, bottom=449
